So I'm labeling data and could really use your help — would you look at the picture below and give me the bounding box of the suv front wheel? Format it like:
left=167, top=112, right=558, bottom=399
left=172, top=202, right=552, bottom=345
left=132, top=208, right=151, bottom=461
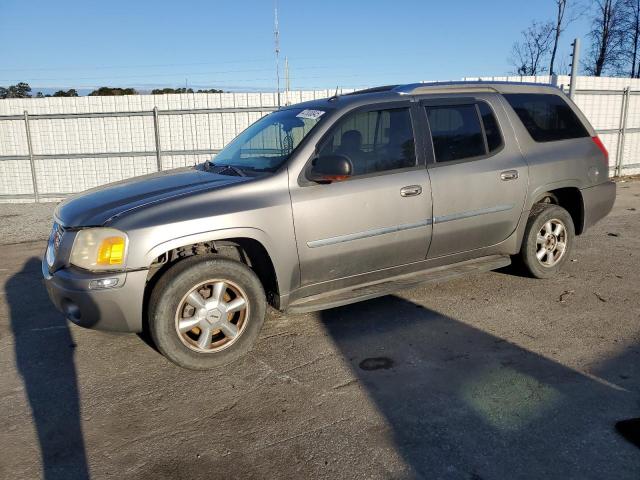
left=148, top=255, right=266, bottom=370
left=519, top=203, right=575, bottom=279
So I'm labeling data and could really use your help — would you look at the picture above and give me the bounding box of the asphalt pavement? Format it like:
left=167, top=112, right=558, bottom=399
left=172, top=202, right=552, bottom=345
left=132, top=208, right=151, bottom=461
left=1, top=180, right=639, bottom=480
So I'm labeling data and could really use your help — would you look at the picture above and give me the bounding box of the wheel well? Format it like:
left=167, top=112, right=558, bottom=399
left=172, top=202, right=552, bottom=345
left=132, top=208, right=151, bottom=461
left=536, top=187, right=584, bottom=235
left=144, top=238, right=280, bottom=311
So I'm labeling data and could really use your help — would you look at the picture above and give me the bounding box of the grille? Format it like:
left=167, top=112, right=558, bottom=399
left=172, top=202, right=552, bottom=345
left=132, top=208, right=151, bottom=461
left=45, top=223, right=64, bottom=267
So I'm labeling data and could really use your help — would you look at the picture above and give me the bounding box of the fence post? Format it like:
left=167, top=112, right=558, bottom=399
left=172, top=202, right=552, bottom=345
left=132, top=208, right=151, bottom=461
left=615, top=87, right=631, bottom=177
left=153, top=106, right=162, bottom=172
left=569, top=38, right=580, bottom=99
left=23, top=110, right=40, bottom=203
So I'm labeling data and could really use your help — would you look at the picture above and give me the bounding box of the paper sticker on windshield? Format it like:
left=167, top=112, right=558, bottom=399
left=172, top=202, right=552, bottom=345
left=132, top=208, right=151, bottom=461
left=296, top=109, right=325, bottom=120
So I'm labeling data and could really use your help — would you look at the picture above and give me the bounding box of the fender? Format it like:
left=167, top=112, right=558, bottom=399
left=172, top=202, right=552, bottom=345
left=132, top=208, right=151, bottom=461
left=526, top=179, right=582, bottom=211
left=145, top=226, right=299, bottom=297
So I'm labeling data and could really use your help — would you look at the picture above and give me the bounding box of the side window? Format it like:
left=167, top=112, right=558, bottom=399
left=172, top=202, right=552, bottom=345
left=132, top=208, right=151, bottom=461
left=318, top=108, right=416, bottom=176
left=478, top=102, right=503, bottom=153
left=426, top=105, right=485, bottom=162
left=503, top=93, right=589, bottom=142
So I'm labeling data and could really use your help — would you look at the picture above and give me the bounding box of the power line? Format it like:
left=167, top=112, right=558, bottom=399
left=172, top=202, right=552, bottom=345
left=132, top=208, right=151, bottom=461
left=0, top=55, right=362, bottom=73
left=0, top=58, right=274, bottom=73
left=0, top=65, right=342, bottom=83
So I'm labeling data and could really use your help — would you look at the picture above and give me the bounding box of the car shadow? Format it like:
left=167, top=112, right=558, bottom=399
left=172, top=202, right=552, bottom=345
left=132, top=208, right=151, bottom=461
left=319, top=295, right=640, bottom=479
left=6, top=257, right=90, bottom=480
left=493, top=260, right=526, bottom=278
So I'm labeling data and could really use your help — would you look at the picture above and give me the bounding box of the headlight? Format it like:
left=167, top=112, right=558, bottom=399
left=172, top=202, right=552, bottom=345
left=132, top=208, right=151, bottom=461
left=69, top=228, right=128, bottom=271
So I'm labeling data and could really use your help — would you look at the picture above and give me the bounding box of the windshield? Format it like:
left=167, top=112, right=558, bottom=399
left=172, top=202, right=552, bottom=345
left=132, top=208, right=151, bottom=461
left=209, top=107, right=329, bottom=173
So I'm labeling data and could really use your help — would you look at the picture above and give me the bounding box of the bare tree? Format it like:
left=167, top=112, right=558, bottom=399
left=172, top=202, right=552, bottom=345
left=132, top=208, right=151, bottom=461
left=550, top=1, right=570, bottom=75
left=621, top=0, right=640, bottom=76
left=510, top=21, right=556, bottom=75
left=555, top=54, right=573, bottom=74
left=586, top=0, right=623, bottom=76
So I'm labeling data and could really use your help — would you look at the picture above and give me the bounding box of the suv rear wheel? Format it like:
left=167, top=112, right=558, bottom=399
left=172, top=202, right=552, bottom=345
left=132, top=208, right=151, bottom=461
left=519, top=203, right=575, bottom=279
left=148, top=255, right=266, bottom=370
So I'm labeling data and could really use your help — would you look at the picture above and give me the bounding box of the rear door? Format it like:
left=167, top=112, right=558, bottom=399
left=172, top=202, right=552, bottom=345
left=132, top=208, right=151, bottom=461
left=289, top=102, right=433, bottom=287
left=421, top=95, right=528, bottom=258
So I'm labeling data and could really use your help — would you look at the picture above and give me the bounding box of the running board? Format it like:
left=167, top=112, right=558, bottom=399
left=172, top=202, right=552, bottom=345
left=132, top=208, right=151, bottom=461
left=287, top=255, right=511, bottom=314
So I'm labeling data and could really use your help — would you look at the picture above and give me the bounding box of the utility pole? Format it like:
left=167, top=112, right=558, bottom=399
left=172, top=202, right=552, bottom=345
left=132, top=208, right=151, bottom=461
left=569, top=38, right=580, bottom=99
left=274, top=3, right=281, bottom=108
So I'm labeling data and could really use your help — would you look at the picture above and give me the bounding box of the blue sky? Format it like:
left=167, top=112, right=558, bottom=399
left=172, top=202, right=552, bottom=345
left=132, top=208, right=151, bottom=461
left=0, top=0, right=591, bottom=92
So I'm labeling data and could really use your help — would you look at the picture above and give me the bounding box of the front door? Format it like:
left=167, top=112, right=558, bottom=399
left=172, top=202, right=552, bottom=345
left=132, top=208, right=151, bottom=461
left=421, top=96, right=528, bottom=258
left=290, top=104, right=433, bottom=287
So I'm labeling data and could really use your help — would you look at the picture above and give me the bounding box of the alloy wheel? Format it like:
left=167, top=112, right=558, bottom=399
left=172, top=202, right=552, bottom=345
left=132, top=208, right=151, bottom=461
left=535, top=218, right=568, bottom=267
left=174, top=279, right=249, bottom=353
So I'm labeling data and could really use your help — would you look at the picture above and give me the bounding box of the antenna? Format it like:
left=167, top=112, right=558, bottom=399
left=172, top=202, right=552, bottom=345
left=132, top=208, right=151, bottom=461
left=274, top=2, right=281, bottom=108
left=328, top=85, right=340, bottom=102
left=284, top=56, right=290, bottom=105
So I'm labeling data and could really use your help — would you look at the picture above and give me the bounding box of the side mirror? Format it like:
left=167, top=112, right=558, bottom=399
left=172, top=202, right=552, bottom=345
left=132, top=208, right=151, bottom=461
left=308, top=154, right=353, bottom=183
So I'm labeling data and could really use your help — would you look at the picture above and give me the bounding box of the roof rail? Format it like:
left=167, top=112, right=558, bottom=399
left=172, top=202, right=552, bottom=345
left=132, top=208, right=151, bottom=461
left=393, top=82, right=501, bottom=95
left=346, top=85, right=399, bottom=95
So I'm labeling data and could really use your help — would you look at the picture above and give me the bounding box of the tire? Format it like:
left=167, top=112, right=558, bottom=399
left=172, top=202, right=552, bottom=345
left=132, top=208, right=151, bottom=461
left=519, top=203, right=575, bottom=279
left=148, top=255, right=266, bottom=370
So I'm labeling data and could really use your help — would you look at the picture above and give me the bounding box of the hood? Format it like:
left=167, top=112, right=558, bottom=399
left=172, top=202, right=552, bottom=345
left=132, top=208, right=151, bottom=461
left=55, top=167, right=249, bottom=227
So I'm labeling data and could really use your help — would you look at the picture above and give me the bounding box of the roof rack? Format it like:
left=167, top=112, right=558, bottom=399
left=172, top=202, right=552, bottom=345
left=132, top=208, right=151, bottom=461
left=392, top=80, right=560, bottom=96
left=345, top=85, right=400, bottom=95
left=393, top=82, right=500, bottom=95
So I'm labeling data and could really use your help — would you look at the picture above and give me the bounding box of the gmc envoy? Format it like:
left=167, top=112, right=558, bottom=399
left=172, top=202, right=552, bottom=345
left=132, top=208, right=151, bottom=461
left=43, top=82, right=616, bottom=369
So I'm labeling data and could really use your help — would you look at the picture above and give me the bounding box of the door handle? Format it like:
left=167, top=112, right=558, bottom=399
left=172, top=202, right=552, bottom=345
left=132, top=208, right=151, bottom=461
left=400, top=185, right=422, bottom=197
left=500, top=170, right=519, bottom=181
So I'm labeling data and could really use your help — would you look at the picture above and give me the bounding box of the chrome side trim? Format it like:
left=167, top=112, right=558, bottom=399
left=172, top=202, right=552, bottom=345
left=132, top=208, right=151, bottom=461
left=434, top=204, right=514, bottom=224
left=307, top=220, right=432, bottom=249
left=306, top=204, right=514, bottom=248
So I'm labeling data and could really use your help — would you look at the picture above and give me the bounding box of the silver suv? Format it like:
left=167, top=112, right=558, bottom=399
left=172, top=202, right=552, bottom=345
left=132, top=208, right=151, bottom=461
left=43, top=82, right=616, bottom=369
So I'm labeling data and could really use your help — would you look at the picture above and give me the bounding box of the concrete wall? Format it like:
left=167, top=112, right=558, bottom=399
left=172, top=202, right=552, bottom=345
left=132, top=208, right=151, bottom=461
left=0, top=77, right=638, bottom=202
left=0, top=89, right=349, bottom=201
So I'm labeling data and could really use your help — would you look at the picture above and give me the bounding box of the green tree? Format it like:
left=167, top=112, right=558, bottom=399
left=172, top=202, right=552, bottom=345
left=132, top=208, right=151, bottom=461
left=0, top=82, right=32, bottom=99
left=52, top=89, right=79, bottom=97
left=88, top=87, right=138, bottom=96
left=151, top=87, right=194, bottom=94
left=197, top=88, right=223, bottom=93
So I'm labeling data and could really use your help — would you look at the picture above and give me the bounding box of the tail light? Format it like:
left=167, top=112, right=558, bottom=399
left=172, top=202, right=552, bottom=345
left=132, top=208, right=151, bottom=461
left=592, top=136, right=609, bottom=168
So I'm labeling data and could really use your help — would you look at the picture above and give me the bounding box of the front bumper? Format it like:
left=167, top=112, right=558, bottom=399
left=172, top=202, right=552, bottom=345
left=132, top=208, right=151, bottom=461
left=42, top=259, right=148, bottom=333
left=581, top=180, right=616, bottom=232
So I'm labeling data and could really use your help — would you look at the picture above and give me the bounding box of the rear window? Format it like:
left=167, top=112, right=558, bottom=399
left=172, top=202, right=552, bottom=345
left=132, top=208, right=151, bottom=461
left=504, top=93, right=589, bottom=142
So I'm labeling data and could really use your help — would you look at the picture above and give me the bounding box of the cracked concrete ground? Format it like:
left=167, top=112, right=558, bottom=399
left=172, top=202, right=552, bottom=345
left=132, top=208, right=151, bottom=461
left=1, top=180, right=639, bottom=480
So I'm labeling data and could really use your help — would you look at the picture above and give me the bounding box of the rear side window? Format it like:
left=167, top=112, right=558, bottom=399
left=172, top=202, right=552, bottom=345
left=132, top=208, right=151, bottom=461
left=426, top=105, right=486, bottom=162
left=504, top=93, right=589, bottom=142
left=478, top=102, right=503, bottom=153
